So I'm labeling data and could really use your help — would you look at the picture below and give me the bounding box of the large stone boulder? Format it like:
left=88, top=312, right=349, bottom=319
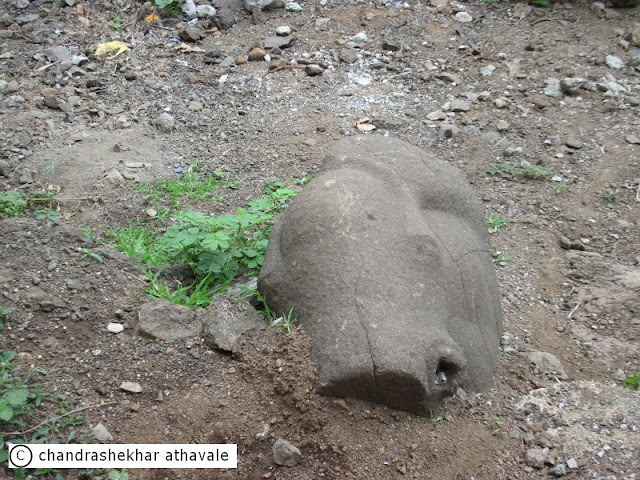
left=258, top=135, right=503, bottom=415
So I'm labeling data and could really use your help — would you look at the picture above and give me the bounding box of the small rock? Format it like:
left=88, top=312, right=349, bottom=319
left=3, top=95, right=25, bottom=108
left=188, top=101, right=204, bottom=111
left=15, top=13, right=39, bottom=25
left=66, top=279, right=84, bottom=290
left=552, top=463, right=567, bottom=477
left=565, top=138, right=583, bottom=149
left=525, top=448, right=549, bottom=469
left=46, top=45, right=69, bottom=62
left=248, top=47, right=266, bottom=61
left=382, top=39, right=401, bottom=52
left=626, top=134, right=640, bottom=144
left=305, top=64, right=323, bottom=76
left=437, top=72, right=461, bottom=84
left=183, top=0, right=197, bottom=17
left=455, top=11, right=473, bottom=23
left=526, top=351, right=566, bottom=375
left=120, top=381, right=142, bottom=393
left=19, top=169, right=33, bottom=184
left=332, top=399, right=349, bottom=410
left=284, top=1, right=302, bottom=11
left=264, top=36, right=295, bottom=49
left=0, top=160, right=11, bottom=177
left=566, top=458, right=578, bottom=469
left=154, top=113, right=175, bottom=133
left=480, top=65, right=496, bottom=77
left=15, top=0, right=30, bottom=8
left=92, top=423, right=113, bottom=442
left=107, top=323, right=124, bottom=333
left=494, top=97, right=509, bottom=109
left=605, top=55, right=624, bottom=70
left=451, top=99, right=471, bottom=112
left=196, top=5, right=216, bottom=17
left=544, top=77, right=563, bottom=97
left=179, top=27, right=203, bottom=43
left=220, top=56, right=236, bottom=67
left=275, top=26, right=291, bottom=36
left=633, top=23, right=640, bottom=47
left=339, top=48, right=358, bottom=64
left=426, top=110, right=446, bottom=121
left=350, top=31, right=368, bottom=43
left=560, top=77, right=586, bottom=95
left=496, top=120, right=509, bottom=132
left=441, top=124, right=459, bottom=138
left=273, top=438, right=301, bottom=467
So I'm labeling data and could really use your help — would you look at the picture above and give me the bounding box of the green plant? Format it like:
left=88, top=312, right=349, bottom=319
left=0, top=190, right=27, bottom=217
left=107, top=16, right=124, bottom=32
left=145, top=269, right=219, bottom=309
left=429, top=409, right=443, bottom=423
left=485, top=212, right=512, bottom=234
left=82, top=227, right=100, bottom=244
left=601, top=188, right=618, bottom=202
left=153, top=0, right=185, bottom=17
left=81, top=249, right=103, bottom=263
left=246, top=289, right=295, bottom=332
left=531, top=0, right=549, bottom=6
left=159, top=188, right=298, bottom=286
left=623, top=374, right=640, bottom=391
left=139, top=164, right=236, bottom=210
left=485, top=162, right=516, bottom=177
left=519, top=157, right=554, bottom=180
left=491, top=247, right=510, bottom=263
left=0, top=307, right=15, bottom=331
left=1, top=348, right=94, bottom=477
left=554, top=183, right=571, bottom=195
left=108, top=222, right=170, bottom=266
left=33, top=208, right=60, bottom=224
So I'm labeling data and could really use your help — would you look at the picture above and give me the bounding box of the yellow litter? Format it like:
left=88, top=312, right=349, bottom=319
left=145, top=13, right=160, bottom=23
left=95, top=41, right=128, bottom=59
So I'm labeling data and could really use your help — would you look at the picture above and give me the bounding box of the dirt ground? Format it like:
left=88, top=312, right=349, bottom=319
left=1, top=0, right=640, bottom=478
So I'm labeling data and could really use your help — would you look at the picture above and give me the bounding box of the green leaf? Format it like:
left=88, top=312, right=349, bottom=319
left=0, top=404, right=14, bottom=421
left=6, top=389, right=28, bottom=406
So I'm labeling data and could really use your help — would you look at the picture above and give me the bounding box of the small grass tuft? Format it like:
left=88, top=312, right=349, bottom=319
left=485, top=212, right=512, bottom=234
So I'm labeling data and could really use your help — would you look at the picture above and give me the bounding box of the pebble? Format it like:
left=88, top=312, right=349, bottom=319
left=248, top=47, right=266, bottom=61
left=275, top=26, right=291, bottom=36
left=560, top=77, right=586, bottom=95
left=107, top=323, right=124, bottom=333
left=544, top=77, right=563, bottom=97
left=565, top=138, right=583, bottom=149
left=120, top=381, right=142, bottom=393
left=426, top=110, right=446, bottom=121
left=525, top=447, right=549, bottom=469
left=605, top=55, right=624, bottom=69
left=480, top=65, right=496, bottom=77
left=451, top=99, right=471, bottom=112
left=339, top=48, right=358, bottom=64
left=566, top=458, right=578, bottom=469
left=494, top=97, right=509, bottom=109
left=154, top=113, right=175, bottom=133
left=3, top=95, right=25, bottom=108
left=285, top=2, right=302, bottom=12
left=441, top=124, right=459, bottom=138
left=305, top=64, right=323, bottom=76
left=273, top=438, right=301, bottom=467
left=179, top=27, right=203, bottom=42
left=552, top=463, right=567, bottom=477
left=437, top=72, right=461, bottom=84
left=92, top=423, right=114, bottom=442
left=351, top=31, right=368, bottom=43
left=188, top=101, right=204, bottom=111
left=67, top=279, right=84, bottom=290
left=626, top=134, right=640, bottom=144
left=455, top=12, right=473, bottom=23
left=496, top=120, right=509, bottom=131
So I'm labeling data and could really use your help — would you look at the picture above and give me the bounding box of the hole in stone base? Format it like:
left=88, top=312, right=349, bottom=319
left=434, top=361, right=459, bottom=386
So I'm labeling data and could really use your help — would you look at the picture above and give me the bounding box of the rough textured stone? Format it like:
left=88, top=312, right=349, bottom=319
left=258, top=136, right=503, bottom=415
left=137, top=300, right=203, bottom=340
left=272, top=438, right=301, bottom=466
left=202, top=296, right=265, bottom=352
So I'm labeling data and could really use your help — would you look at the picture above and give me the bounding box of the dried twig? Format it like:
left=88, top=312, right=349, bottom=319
left=262, top=65, right=306, bottom=78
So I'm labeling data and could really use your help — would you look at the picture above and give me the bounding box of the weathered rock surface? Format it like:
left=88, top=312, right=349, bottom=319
left=202, top=296, right=266, bottom=352
left=258, top=136, right=503, bottom=415
left=137, top=300, right=203, bottom=340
